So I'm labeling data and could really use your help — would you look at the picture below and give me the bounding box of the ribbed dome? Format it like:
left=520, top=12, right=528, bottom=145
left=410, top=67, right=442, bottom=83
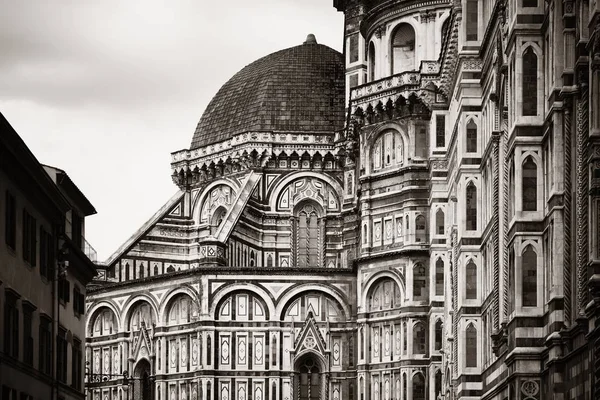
left=190, top=37, right=345, bottom=149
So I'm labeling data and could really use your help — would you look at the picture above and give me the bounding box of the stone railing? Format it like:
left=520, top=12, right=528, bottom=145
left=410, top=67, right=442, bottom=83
left=350, top=71, right=421, bottom=102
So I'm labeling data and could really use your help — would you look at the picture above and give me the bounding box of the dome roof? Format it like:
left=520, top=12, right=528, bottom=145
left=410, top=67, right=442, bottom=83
left=190, top=36, right=346, bottom=150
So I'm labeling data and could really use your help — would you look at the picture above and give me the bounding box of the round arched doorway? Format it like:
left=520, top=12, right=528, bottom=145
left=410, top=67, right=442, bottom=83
left=133, top=359, right=152, bottom=400
left=294, top=353, right=327, bottom=400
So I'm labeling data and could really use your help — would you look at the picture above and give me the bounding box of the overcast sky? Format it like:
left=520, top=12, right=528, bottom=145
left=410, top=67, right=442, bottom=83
left=1, top=0, right=344, bottom=262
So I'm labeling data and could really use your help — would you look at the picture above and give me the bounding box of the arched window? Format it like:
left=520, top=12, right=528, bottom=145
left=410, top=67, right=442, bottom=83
left=435, top=320, right=443, bottom=350
left=466, top=260, right=477, bottom=299
left=435, top=258, right=444, bottom=296
left=402, top=374, right=407, bottom=399
left=466, top=0, right=479, bottom=41
left=522, top=48, right=538, bottom=116
left=153, top=265, right=159, bottom=276
left=436, top=208, right=445, bottom=235
left=413, top=322, right=426, bottom=355
left=412, top=372, right=426, bottom=400
left=368, top=42, right=376, bottom=81
left=465, top=324, right=477, bottom=367
left=413, top=263, right=428, bottom=301
left=293, top=202, right=323, bottom=268
left=167, top=265, right=175, bottom=273
left=266, top=254, right=273, bottom=268
left=125, top=263, right=130, bottom=281
left=363, top=224, right=368, bottom=244
left=391, top=23, right=416, bottom=74
left=466, top=120, right=477, bottom=152
left=415, top=215, right=427, bottom=242
left=522, top=245, right=538, bottom=306
left=139, top=264, right=145, bottom=279
left=466, top=182, right=477, bottom=231
left=522, top=157, right=538, bottom=211
left=372, top=130, right=404, bottom=171
left=250, top=250, right=256, bottom=267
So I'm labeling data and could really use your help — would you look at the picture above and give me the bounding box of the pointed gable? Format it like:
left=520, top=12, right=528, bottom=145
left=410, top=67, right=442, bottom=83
left=294, top=312, right=327, bottom=355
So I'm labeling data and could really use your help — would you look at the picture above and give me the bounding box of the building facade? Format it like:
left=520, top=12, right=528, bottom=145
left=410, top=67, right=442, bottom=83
left=86, top=0, right=600, bottom=399
left=0, top=113, right=98, bottom=400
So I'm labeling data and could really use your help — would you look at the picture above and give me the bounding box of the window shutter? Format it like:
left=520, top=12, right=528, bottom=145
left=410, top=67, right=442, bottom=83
left=30, top=216, right=37, bottom=267
left=22, top=209, right=28, bottom=261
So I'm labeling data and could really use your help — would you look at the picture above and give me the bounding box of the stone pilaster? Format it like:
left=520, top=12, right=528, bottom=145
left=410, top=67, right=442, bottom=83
left=576, top=76, right=589, bottom=315
left=563, top=99, right=573, bottom=324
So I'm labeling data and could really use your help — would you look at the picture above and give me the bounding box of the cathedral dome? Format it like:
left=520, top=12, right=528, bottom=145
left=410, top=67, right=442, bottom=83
left=190, top=35, right=346, bottom=150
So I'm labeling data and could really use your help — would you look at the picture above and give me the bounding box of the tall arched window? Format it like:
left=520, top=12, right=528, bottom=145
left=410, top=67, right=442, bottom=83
left=466, top=182, right=477, bottom=231
left=402, top=321, right=407, bottom=354
left=508, top=247, right=515, bottom=314
left=347, top=172, right=353, bottom=195
left=293, top=202, right=323, bottom=268
left=522, top=47, right=538, bottom=116
left=465, top=324, right=478, bottom=367
left=522, top=157, right=538, bottom=211
left=267, top=254, right=273, bottom=267
left=466, top=260, right=477, bottom=299
left=412, top=373, right=426, bottom=400
left=362, top=224, right=368, bottom=244
left=413, top=263, right=428, bottom=301
left=509, top=160, right=515, bottom=218
left=466, top=120, right=478, bottom=152
left=415, top=215, right=427, bottom=242
left=413, top=322, right=426, bottom=354
left=368, top=42, right=376, bottom=81
left=436, top=208, right=445, bottom=235
left=435, top=370, right=443, bottom=399
left=435, top=320, right=443, bottom=350
left=391, top=23, right=416, bottom=73
left=466, top=0, right=479, bottom=41
left=522, top=245, right=538, bottom=306
left=153, top=265, right=159, bottom=276
left=207, top=336, right=212, bottom=365
left=435, top=258, right=444, bottom=296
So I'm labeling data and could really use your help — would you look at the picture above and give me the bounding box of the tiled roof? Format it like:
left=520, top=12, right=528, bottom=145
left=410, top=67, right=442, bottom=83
left=190, top=37, right=345, bottom=149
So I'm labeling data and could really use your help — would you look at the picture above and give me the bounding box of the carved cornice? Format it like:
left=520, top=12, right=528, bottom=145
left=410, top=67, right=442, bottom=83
left=171, top=132, right=339, bottom=188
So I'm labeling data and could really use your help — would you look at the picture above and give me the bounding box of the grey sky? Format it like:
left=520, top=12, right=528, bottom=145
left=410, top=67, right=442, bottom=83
left=1, top=0, right=343, bottom=261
